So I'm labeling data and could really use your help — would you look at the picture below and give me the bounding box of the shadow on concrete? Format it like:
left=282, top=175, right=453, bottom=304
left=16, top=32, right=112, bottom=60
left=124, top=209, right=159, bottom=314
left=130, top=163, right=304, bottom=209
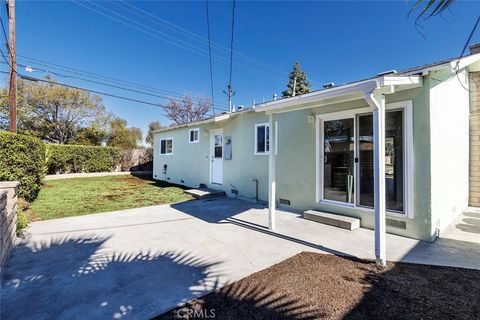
left=171, top=198, right=266, bottom=224
left=456, top=216, right=480, bottom=234
left=1, top=235, right=222, bottom=320
left=172, top=198, right=352, bottom=257
left=225, top=217, right=352, bottom=257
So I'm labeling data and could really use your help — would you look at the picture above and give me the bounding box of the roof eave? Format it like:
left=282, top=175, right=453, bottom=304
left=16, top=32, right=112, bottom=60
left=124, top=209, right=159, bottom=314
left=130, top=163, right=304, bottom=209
left=255, top=76, right=421, bottom=114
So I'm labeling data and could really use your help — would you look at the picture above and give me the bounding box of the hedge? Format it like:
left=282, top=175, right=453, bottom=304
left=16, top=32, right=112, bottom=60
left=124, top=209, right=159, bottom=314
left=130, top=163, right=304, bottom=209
left=45, top=144, right=123, bottom=174
left=0, top=131, right=46, bottom=201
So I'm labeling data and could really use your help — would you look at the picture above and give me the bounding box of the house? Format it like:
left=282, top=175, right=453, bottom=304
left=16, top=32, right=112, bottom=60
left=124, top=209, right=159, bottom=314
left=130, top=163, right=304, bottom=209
left=153, top=46, right=480, bottom=263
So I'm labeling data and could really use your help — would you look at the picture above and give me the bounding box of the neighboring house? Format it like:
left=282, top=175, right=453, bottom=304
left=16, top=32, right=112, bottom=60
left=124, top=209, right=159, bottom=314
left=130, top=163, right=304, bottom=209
left=154, top=46, right=480, bottom=248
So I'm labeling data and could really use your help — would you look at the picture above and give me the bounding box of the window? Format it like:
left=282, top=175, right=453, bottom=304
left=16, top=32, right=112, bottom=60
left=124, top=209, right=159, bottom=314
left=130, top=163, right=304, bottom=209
left=160, top=138, right=173, bottom=155
left=255, top=123, right=270, bottom=154
left=317, top=101, right=413, bottom=217
left=189, top=128, right=199, bottom=143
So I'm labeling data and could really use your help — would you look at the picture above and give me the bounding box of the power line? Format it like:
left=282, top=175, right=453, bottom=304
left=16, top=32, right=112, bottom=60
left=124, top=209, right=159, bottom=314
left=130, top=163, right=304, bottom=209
left=457, top=15, right=480, bottom=65
left=0, top=70, right=171, bottom=111
left=454, top=15, right=480, bottom=92
left=69, top=0, right=289, bottom=84
left=229, top=0, right=236, bottom=87
left=116, top=0, right=290, bottom=78
left=16, top=54, right=230, bottom=111
left=224, top=0, right=236, bottom=112
left=205, top=0, right=215, bottom=115
left=18, top=55, right=196, bottom=99
left=0, top=13, right=9, bottom=56
left=5, top=61, right=224, bottom=107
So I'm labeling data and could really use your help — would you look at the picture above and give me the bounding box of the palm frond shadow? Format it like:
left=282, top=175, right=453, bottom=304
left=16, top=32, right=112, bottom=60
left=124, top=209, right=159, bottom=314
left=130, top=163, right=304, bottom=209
left=158, top=278, right=324, bottom=320
left=2, top=235, right=223, bottom=319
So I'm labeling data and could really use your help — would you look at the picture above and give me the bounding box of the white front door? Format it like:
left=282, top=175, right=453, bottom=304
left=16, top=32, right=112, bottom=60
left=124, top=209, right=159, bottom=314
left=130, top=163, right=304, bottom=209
left=211, top=129, right=223, bottom=184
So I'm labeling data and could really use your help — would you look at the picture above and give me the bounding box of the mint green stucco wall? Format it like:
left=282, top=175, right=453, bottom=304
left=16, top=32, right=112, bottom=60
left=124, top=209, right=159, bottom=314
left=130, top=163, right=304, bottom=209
left=273, top=85, right=434, bottom=241
left=153, top=111, right=270, bottom=202
left=154, top=71, right=470, bottom=241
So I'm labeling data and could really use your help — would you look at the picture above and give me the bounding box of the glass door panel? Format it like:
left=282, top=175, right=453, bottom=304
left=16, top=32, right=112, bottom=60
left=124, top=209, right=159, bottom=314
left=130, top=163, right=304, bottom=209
left=357, top=110, right=404, bottom=212
left=323, top=118, right=355, bottom=203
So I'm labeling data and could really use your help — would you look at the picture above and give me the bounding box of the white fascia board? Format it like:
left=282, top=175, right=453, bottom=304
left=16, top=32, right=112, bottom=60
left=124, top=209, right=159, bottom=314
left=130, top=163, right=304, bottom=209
left=153, top=113, right=236, bottom=134
left=450, top=53, right=480, bottom=72
left=380, top=76, right=422, bottom=86
left=152, top=118, right=215, bottom=134
left=256, top=79, right=380, bottom=113
left=256, top=75, right=424, bottom=114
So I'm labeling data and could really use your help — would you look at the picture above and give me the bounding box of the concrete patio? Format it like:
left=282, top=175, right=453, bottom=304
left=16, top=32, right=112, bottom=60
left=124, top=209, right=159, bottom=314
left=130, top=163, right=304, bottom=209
left=2, top=198, right=479, bottom=319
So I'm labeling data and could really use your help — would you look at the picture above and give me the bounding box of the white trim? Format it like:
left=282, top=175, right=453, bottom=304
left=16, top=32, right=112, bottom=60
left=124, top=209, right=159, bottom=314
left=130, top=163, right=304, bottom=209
left=254, top=122, right=270, bottom=155
left=159, top=137, right=174, bottom=155
left=317, top=115, right=356, bottom=205
left=275, top=121, right=278, bottom=155
left=320, top=199, right=355, bottom=208
left=315, top=100, right=414, bottom=218
left=255, top=77, right=422, bottom=114
left=268, top=114, right=276, bottom=230
left=188, top=128, right=200, bottom=144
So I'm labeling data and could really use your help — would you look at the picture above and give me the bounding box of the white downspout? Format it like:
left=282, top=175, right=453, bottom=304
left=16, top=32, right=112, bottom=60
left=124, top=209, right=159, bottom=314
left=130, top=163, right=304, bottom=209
left=268, top=113, right=276, bottom=230
left=363, top=91, right=387, bottom=266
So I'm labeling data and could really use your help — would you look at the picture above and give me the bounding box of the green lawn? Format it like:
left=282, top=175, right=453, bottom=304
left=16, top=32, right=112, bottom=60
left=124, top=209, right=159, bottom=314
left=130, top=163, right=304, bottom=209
left=24, top=175, right=192, bottom=221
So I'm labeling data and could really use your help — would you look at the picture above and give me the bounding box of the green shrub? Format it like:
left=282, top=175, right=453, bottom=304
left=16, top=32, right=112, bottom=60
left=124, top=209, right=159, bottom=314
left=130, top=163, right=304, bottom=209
left=16, top=209, right=28, bottom=236
left=0, top=131, right=46, bottom=201
left=45, top=144, right=122, bottom=174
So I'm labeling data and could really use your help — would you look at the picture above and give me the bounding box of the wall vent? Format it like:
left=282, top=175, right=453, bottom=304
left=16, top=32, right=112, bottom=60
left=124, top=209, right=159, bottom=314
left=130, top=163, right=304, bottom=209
left=181, top=179, right=185, bottom=184
left=279, top=198, right=291, bottom=205
left=167, top=177, right=170, bottom=181
left=386, top=218, right=407, bottom=230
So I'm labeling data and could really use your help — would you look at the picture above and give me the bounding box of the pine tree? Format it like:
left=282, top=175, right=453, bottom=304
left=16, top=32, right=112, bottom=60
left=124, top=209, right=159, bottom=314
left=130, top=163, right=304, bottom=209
left=282, top=62, right=311, bottom=97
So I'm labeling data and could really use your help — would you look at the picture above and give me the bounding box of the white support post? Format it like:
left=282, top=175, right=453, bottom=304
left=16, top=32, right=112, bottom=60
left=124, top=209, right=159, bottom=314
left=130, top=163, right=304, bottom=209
left=268, top=113, right=276, bottom=230
left=364, top=92, right=386, bottom=266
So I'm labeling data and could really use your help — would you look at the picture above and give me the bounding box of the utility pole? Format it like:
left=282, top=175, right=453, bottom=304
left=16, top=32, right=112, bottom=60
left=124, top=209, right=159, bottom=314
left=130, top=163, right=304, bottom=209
left=223, top=84, right=235, bottom=113
left=7, top=0, right=16, bottom=133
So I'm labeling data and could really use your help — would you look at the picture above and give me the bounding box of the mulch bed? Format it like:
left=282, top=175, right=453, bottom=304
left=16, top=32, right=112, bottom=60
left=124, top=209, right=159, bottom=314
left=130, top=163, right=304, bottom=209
left=155, top=252, right=480, bottom=320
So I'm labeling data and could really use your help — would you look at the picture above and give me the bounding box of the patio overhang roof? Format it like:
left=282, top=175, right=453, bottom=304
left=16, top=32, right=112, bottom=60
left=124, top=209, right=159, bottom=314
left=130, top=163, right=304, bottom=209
left=255, top=75, right=422, bottom=114
left=263, top=74, right=421, bottom=267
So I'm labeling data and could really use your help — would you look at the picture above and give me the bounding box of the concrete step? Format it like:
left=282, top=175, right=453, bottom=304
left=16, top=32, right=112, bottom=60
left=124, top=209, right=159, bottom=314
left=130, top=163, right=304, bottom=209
left=303, top=210, right=360, bottom=231
left=185, top=188, right=226, bottom=200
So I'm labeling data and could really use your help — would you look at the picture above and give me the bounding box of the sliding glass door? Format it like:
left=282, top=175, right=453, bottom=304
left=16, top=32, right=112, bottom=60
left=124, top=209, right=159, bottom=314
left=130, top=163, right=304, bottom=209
left=357, top=110, right=404, bottom=212
left=320, top=108, right=406, bottom=213
left=323, top=118, right=355, bottom=204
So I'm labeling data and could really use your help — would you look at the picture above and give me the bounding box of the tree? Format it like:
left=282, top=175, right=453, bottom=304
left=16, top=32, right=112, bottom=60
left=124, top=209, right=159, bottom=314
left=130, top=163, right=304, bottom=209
left=0, top=77, right=106, bottom=144
left=409, top=0, right=456, bottom=22
left=71, top=126, right=107, bottom=146
left=282, top=62, right=311, bottom=98
left=107, top=118, right=142, bottom=149
left=146, top=121, right=162, bottom=146
left=164, top=95, right=211, bottom=125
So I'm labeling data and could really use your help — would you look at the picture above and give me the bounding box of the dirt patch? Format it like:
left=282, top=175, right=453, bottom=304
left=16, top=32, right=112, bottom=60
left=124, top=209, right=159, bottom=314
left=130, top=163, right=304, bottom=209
left=155, top=252, right=480, bottom=320
left=117, top=176, right=148, bottom=185
left=101, top=194, right=124, bottom=201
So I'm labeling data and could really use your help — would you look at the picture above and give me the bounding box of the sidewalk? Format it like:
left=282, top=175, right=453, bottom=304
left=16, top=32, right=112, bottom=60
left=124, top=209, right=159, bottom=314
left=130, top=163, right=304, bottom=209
left=44, top=171, right=152, bottom=180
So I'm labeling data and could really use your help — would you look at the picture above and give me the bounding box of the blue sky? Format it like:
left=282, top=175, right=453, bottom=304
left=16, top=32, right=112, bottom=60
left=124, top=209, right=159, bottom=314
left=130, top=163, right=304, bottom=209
left=4, top=1, right=479, bottom=143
